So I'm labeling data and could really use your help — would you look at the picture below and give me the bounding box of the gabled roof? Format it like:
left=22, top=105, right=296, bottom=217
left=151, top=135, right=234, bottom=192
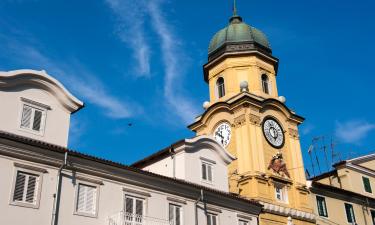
left=132, top=135, right=236, bottom=168
left=0, top=69, right=84, bottom=113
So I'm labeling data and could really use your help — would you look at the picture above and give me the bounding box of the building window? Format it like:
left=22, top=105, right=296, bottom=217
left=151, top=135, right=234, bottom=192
left=75, top=183, right=98, bottom=216
left=261, top=74, right=270, bottom=94
left=362, top=176, right=372, bottom=193
left=207, top=213, right=218, bottom=225
left=12, top=171, right=39, bottom=206
left=344, top=203, right=356, bottom=224
left=274, top=183, right=288, bottom=203
left=238, top=219, right=249, bottom=225
left=316, top=196, right=328, bottom=217
left=20, top=104, right=46, bottom=134
left=169, top=204, right=182, bottom=225
left=216, top=77, right=225, bottom=98
left=201, top=161, right=213, bottom=183
left=125, top=195, right=144, bottom=224
left=371, top=210, right=375, bottom=225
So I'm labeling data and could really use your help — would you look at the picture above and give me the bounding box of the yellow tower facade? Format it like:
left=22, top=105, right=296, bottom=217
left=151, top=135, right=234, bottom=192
left=189, top=9, right=315, bottom=225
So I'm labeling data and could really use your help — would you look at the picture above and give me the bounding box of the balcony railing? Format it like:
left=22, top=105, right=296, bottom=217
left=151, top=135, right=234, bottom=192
left=108, top=212, right=172, bottom=225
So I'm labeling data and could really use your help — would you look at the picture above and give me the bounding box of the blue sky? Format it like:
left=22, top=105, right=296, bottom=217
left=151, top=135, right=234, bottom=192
left=1, top=0, right=375, bottom=176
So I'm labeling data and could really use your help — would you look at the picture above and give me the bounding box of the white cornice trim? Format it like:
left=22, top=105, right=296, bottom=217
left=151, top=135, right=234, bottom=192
left=184, top=135, right=236, bottom=165
left=260, top=201, right=316, bottom=222
left=0, top=69, right=83, bottom=113
left=346, top=163, right=375, bottom=177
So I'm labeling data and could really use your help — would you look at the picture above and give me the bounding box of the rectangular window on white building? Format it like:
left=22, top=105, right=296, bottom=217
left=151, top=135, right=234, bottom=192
left=75, top=183, right=98, bottom=216
left=201, top=161, right=213, bottom=183
left=169, top=204, right=182, bottom=225
left=12, top=171, right=39, bottom=205
left=238, top=219, right=249, bottom=225
left=20, top=104, right=46, bottom=134
left=274, top=183, right=288, bottom=203
left=125, top=195, right=144, bottom=224
left=207, top=213, right=218, bottom=225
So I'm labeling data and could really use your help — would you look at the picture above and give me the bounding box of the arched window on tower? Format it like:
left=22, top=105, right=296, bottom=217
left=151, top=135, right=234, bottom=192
left=216, top=77, right=225, bottom=98
left=262, top=74, right=270, bottom=94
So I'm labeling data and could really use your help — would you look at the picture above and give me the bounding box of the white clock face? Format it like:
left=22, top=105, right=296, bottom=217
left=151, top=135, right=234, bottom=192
left=213, top=123, right=231, bottom=148
left=263, top=118, right=284, bottom=148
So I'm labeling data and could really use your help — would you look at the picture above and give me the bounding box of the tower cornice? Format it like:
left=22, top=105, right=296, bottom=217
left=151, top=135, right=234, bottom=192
left=188, top=92, right=304, bottom=131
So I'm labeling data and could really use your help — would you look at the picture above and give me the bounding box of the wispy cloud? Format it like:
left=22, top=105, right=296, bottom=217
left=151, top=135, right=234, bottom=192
left=105, top=0, right=199, bottom=123
left=0, top=29, right=140, bottom=119
left=147, top=0, right=199, bottom=123
left=105, top=0, right=151, bottom=77
left=301, top=123, right=315, bottom=135
left=335, top=120, right=375, bottom=144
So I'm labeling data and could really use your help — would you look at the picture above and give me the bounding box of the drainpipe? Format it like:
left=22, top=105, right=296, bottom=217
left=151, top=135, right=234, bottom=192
left=170, top=147, right=176, bottom=178
left=51, top=152, right=68, bottom=225
left=195, top=189, right=204, bottom=225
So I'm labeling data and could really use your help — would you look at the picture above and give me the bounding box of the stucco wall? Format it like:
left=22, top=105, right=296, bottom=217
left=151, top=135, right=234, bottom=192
left=0, top=154, right=257, bottom=225
left=312, top=192, right=375, bottom=225
left=0, top=86, right=71, bottom=146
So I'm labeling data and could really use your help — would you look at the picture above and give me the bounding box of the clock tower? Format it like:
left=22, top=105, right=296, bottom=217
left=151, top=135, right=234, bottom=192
left=188, top=5, right=316, bottom=225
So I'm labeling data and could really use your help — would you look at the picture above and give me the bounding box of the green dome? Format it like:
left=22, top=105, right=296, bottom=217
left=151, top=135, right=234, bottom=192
left=208, top=15, right=271, bottom=55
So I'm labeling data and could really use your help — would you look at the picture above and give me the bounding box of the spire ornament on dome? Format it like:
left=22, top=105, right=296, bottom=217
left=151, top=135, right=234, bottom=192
left=230, top=0, right=242, bottom=24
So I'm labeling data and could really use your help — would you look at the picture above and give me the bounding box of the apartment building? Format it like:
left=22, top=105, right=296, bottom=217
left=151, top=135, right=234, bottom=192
left=0, top=69, right=262, bottom=225
left=309, top=154, right=375, bottom=225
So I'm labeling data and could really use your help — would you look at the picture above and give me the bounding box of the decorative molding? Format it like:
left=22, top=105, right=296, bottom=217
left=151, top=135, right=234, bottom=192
left=261, top=201, right=316, bottom=222
left=20, top=97, right=52, bottom=110
left=206, top=205, right=222, bottom=213
left=249, top=114, right=261, bottom=126
left=237, top=213, right=254, bottom=221
left=288, top=128, right=299, bottom=139
left=123, top=187, right=151, bottom=197
left=167, top=196, right=187, bottom=205
left=267, top=152, right=291, bottom=178
left=76, top=175, right=104, bottom=185
left=200, top=157, right=217, bottom=164
left=0, top=69, right=83, bottom=112
left=234, top=114, right=246, bottom=128
left=14, top=162, right=48, bottom=173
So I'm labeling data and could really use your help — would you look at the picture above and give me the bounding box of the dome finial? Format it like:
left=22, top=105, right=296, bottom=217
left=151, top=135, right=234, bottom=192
left=233, top=0, right=238, bottom=16
left=229, top=0, right=242, bottom=23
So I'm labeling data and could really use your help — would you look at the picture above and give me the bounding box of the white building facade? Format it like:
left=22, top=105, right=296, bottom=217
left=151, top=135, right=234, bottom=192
left=0, top=70, right=262, bottom=225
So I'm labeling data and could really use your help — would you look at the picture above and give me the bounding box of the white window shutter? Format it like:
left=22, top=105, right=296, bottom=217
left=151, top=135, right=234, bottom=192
left=77, top=184, right=97, bottom=214
left=13, top=172, right=26, bottom=201
left=21, top=106, right=32, bottom=128
left=26, top=175, right=37, bottom=203
left=13, top=172, right=38, bottom=204
left=32, top=110, right=43, bottom=131
left=77, top=184, right=86, bottom=212
left=208, top=165, right=212, bottom=181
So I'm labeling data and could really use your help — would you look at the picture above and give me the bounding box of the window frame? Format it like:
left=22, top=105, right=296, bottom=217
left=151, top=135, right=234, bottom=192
left=168, top=203, right=183, bottom=225
left=274, top=183, right=288, bottom=203
left=124, top=194, right=146, bottom=224
left=344, top=203, right=356, bottom=224
left=10, top=165, right=44, bottom=209
left=207, top=212, right=218, bottom=225
left=201, top=160, right=214, bottom=184
left=362, top=176, right=372, bottom=194
left=73, top=181, right=100, bottom=218
left=261, top=74, right=270, bottom=95
left=216, top=77, right=226, bottom=99
left=370, top=210, right=375, bottom=225
left=316, top=195, right=329, bottom=218
left=18, top=100, right=48, bottom=136
left=238, top=219, right=249, bottom=225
